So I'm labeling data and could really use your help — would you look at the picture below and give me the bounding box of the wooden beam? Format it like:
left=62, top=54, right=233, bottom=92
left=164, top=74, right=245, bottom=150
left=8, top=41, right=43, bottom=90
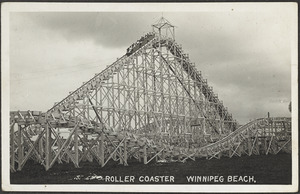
left=145, top=148, right=164, bottom=164
left=45, top=121, right=51, bottom=171
left=103, top=138, right=125, bottom=166
left=49, top=127, right=76, bottom=169
left=74, top=124, right=79, bottom=167
left=100, top=132, right=105, bottom=167
left=17, top=125, right=23, bottom=171
left=10, top=121, right=15, bottom=172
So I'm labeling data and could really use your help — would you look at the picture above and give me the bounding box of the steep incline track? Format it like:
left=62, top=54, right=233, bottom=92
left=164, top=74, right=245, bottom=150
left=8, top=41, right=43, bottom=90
left=163, top=38, right=236, bottom=128
left=47, top=33, right=157, bottom=117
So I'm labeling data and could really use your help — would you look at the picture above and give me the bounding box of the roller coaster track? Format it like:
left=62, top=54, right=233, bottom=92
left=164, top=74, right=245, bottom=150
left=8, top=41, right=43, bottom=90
left=10, top=111, right=291, bottom=172
left=47, top=33, right=157, bottom=117
left=197, top=117, right=291, bottom=159
left=165, top=39, right=236, bottom=125
left=9, top=20, right=292, bottom=172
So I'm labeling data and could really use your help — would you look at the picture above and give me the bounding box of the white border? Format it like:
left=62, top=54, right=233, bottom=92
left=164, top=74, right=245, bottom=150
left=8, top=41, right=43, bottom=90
left=1, top=2, right=298, bottom=193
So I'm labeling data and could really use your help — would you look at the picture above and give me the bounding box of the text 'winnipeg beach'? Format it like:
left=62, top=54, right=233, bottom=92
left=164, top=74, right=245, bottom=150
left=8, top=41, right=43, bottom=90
left=79, top=175, right=256, bottom=183
left=186, top=175, right=256, bottom=183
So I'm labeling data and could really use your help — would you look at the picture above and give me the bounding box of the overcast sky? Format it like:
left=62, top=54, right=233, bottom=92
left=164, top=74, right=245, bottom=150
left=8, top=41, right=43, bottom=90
left=9, top=4, right=295, bottom=124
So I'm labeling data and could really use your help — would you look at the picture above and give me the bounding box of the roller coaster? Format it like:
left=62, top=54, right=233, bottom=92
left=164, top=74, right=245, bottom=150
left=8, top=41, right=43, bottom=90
left=10, top=17, right=291, bottom=172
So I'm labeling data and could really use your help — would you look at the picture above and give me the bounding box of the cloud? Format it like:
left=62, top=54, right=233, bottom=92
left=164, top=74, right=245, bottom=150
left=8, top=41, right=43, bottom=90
left=25, top=12, right=158, bottom=48
left=9, top=9, right=293, bottom=124
left=167, top=11, right=292, bottom=123
left=10, top=13, right=127, bottom=111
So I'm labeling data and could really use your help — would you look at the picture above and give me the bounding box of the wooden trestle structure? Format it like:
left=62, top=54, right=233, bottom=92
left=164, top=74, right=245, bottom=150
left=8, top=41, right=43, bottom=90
left=10, top=18, right=292, bottom=172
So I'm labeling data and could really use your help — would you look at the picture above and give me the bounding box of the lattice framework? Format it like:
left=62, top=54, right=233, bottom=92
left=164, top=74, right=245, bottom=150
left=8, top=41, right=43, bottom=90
left=9, top=18, right=291, bottom=172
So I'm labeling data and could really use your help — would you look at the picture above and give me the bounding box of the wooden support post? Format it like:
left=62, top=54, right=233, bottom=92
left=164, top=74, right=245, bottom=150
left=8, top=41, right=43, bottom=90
left=143, top=144, right=147, bottom=164
left=218, top=151, right=222, bottom=159
left=146, top=149, right=165, bottom=164
left=247, top=129, right=252, bottom=156
left=89, top=151, right=93, bottom=162
left=100, top=132, right=105, bottom=167
left=17, top=125, right=23, bottom=171
left=124, top=140, right=128, bottom=166
left=203, top=118, right=206, bottom=135
left=113, top=149, right=117, bottom=161
left=74, top=125, right=79, bottom=167
left=119, top=145, right=123, bottom=164
left=82, top=146, right=87, bottom=162
left=49, top=128, right=75, bottom=168
left=83, top=134, right=89, bottom=162
left=266, top=136, right=274, bottom=155
left=237, top=144, right=242, bottom=156
left=10, top=123, right=15, bottom=171
left=256, top=138, right=260, bottom=155
left=138, top=151, right=142, bottom=162
left=264, top=137, right=267, bottom=154
left=66, top=150, right=70, bottom=164
left=102, top=138, right=125, bottom=166
left=45, top=122, right=51, bottom=171
left=57, top=128, right=62, bottom=163
left=39, top=138, right=43, bottom=159
left=228, top=146, right=232, bottom=158
left=161, top=150, right=165, bottom=160
left=96, top=139, right=100, bottom=153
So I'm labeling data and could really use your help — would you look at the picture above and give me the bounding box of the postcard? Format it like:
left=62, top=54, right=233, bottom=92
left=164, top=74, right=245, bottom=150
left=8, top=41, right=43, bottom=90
left=1, top=2, right=298, bottom=193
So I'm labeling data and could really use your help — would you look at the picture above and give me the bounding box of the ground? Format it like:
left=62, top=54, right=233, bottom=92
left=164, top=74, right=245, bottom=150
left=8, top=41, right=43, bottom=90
left=10, top=153, right=291, bottom=184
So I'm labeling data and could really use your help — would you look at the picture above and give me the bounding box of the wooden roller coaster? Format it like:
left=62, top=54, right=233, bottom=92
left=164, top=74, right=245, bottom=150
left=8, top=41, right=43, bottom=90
left=10, top=17, right=291, bottom=172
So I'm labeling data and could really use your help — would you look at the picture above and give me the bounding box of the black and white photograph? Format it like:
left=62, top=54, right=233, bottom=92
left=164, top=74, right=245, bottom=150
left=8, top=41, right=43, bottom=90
left=1, top=2, right=298, bottom=193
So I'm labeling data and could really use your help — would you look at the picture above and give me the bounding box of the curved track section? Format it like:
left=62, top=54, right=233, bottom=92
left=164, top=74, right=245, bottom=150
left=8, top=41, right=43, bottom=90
left=196, top=117, right=291, bottom=159
left=10, top=111, right=291, bottom=172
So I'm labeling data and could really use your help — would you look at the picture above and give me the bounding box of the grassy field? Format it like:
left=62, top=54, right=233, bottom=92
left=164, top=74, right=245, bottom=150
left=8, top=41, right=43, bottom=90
left=10, top=152, right=291, bottom=184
